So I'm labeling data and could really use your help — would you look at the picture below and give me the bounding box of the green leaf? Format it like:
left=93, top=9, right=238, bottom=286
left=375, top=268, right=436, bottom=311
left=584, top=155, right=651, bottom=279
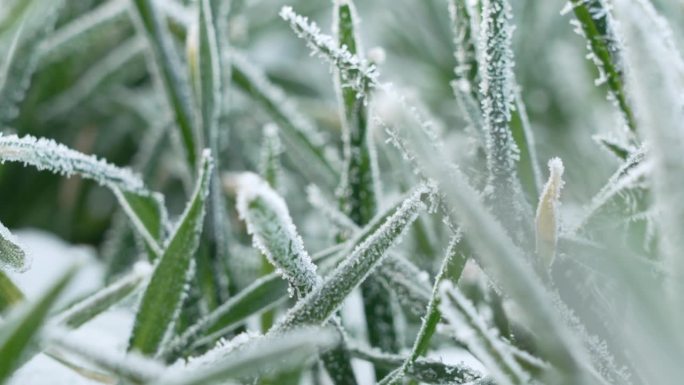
left=0, top=269, right=24, bottom=313
left=129, top=0, right=199, bottom=171
left=113, top=189, right=167, bottom=259
left=162, top=243, right=346, bottom=360
left=155, top=328, right=339, bottom=385
left=568, top=0, right=636, bottom=133
left=128, top=151, right=212, bottom=356
left=0, top=265, right=76, bottom=382
left=196, top=0, right=231, bottom=303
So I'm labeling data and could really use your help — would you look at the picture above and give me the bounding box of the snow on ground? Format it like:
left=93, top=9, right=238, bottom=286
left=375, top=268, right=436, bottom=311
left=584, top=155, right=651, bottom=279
left=7, top=229, right=134, bottom=385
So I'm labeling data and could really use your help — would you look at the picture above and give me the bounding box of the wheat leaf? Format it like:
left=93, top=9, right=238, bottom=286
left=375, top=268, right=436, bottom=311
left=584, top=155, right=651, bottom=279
left=128, top=151, right=212, bottom=356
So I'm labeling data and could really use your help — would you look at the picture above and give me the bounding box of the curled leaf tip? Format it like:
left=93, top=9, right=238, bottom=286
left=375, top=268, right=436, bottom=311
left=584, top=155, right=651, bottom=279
left=535, top=157, right=565, bottom=270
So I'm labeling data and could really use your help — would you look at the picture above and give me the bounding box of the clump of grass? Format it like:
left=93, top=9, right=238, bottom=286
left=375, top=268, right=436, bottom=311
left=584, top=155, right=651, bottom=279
left=1, top=0, right=684, bottom=384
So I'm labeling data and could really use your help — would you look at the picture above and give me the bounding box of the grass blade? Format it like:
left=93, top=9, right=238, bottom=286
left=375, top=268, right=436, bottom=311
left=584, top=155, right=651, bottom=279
left=128, top=151, right=212, bottom=356
left=157, top=328, right=339, bottom=385
left=46, top=328, right=165, bottom=385
left=272, top=183, right=434, bottom=331
left=478, top=0, right=528, bottom=233
left=388, top=234, right=468, bottom=384
left=0, top=265, right=76, bottom=382
left=128, top=0, right=199, bottom=172
left=439, top=282, right=529, bottom=385
left=235, top=172, right=320, bottom=297
left=196, top=0, right=231, bottom=303
left=567, top=0, right=636, bottom=133
left=230, top=51, right=338, bottom=187
left=333, top=2, right=396, bottom=373
left=0, top=269, right=23, bottom=313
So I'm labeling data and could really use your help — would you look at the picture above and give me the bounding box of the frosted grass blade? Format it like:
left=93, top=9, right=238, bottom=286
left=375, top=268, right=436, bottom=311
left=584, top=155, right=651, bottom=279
left=440, top=282, right=529, bottom=385
left=567, top=0, right=636, bottom=132
left=236, top=172, right=320, bottom=297
left=388, top=234, right=468, bottom=384
left=614, top=0, right=684, bottom=312
left=272, top=183, right=434, bottom=331
left=0, top=0, right=63, bottom=124
left=0, top=134, right=146, bottom=193
left=478, top=0, right=528, bottom=233
left=0, top=265, right=76, bottom=383
left=195, top=0, right=231, bottom=302
left=332, top=2, right=395, bottom=372
left=128, top=0, right=199, bottom=171
left=162, top=244, right=345, bottom=359
left=0, top=134, right=169, bottom=260
left=128, top=151, right=212, bottom=356
left=402, top=108, right=592, bottom=383
left=46, top=328, right=165, bottom=385
left=156, top=328, right=339, bottom=385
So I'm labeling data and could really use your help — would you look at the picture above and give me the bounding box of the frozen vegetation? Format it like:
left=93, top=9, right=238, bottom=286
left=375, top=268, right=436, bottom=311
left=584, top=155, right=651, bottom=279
left=1, top=0, right=684, bottom=384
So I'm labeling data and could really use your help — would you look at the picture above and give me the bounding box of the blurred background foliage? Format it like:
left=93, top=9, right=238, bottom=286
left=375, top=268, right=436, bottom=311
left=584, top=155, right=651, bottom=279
left=0, top=0, right=682, bottom=250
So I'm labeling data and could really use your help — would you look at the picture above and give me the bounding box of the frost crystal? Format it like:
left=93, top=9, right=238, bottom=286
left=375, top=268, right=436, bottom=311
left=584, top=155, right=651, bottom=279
left=235, top=172, right=320, bottom=297
left=0, top=134, right=146, bottom=193
left=273, top=183, right=434, bottom=330
left=279, top=5, right=379, bottom=95
left=478, top=0, right=524, bottom=227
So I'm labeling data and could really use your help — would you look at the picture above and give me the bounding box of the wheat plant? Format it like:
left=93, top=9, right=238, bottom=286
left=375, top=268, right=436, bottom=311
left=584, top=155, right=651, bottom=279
left=1, top=0, right=683, bottom=384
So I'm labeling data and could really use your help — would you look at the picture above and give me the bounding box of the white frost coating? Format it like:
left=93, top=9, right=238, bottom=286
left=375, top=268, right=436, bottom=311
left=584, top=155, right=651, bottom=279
left=0, top=134, right=146, bottom=193
left=158, top=328, right=338, bottom=385
left=279, top=5, right=379, bottom=95
left=535, top=157, right=565, bottom=269
left=439, top=281, right=528, bottom=385
left=478, top=0, right=523, bottom=225
left=235, top=172, right=320, bottom=297
left=273, top=183, right=433, bottom=330
left=0, top=220, right=30, bottom=272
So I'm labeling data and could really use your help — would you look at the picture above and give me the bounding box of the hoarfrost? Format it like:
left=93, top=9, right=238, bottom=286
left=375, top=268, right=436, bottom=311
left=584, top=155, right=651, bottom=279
left=0, top=134, right=146, bottom=193
left=235, top=172, right=320, bottom=297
